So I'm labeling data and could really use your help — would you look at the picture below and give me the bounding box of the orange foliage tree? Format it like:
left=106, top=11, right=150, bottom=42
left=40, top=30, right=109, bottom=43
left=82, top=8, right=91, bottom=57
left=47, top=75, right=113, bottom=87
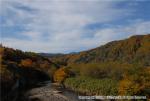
left=53, top=67, right=70, bottom=83
left=20, top=59, right=33, bottom=67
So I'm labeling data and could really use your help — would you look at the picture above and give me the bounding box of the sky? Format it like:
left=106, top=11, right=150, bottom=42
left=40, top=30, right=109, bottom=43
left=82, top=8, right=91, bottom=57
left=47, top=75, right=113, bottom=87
left=0, top=0, right=150, bottom=53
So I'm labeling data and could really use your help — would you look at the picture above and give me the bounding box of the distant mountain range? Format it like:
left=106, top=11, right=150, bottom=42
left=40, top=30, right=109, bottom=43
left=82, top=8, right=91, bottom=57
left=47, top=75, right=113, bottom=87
left=38, top=52, right=79, bottom=58
left=48, top=34, right=150, bottom=66
left=38, top=53, right=65, bottom=58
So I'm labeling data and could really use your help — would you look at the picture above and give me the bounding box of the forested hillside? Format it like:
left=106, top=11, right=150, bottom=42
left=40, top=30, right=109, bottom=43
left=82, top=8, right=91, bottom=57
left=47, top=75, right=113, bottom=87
left=0, top=46, right=58, bottom=101
left=51, top=34, right=150, bottom=66
left=52, top=34, right=150, bottom=97
left=1, top=34, right=150, bottom=100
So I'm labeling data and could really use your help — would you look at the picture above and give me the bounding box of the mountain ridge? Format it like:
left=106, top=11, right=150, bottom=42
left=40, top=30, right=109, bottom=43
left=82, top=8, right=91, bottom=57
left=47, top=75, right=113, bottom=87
left=49, top=34, right=150, bottom=66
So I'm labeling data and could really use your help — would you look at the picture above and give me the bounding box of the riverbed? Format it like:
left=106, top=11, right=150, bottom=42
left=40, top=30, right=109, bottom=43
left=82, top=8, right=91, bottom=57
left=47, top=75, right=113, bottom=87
left=25, top=81, right=83, bottom=101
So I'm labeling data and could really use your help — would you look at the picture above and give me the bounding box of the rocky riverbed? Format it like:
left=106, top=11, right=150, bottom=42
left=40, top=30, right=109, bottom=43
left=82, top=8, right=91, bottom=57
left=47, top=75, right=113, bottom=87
left=25, top=82, right=80, bottom=101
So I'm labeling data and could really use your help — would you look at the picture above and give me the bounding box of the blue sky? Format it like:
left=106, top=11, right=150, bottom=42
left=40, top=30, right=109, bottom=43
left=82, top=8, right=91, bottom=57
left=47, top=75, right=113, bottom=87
left=0, top=0, right=150, bottom=53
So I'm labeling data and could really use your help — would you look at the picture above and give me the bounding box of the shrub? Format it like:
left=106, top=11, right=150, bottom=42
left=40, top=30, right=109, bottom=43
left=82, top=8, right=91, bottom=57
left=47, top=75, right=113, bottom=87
left=68, top=62, right=130, bottom=80
left=119, top=65, right=150, bottom=97
left=64, top=77, right=118, bottom=95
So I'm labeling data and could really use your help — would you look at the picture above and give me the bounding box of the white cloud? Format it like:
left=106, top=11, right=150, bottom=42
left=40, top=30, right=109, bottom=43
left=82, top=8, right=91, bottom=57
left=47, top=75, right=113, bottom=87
left=1, top=0, right=150, bottom=53
left=2, top=20, right=150, bottom=53
left=93, top=21, right=150, bottom=44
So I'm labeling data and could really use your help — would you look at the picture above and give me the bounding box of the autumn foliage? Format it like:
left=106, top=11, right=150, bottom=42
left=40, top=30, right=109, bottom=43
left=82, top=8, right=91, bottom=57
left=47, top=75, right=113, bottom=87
left=1, top=34, right=150, bottom=99
left=53, top=67, right=70, bottom=83
left=52, top=34, right=150, bottom=66
left=119, top=66, right=150, bottom=96
left=50, top=34, right=150, bottom=96
left=0, top=46, right=58, bottom=101
left=20, top=59, right=33, bottom=67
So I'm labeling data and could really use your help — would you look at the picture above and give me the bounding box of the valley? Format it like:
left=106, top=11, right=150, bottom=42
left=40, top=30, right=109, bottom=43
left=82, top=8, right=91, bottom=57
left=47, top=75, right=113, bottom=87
left=0, top=34, right=150, bottom=101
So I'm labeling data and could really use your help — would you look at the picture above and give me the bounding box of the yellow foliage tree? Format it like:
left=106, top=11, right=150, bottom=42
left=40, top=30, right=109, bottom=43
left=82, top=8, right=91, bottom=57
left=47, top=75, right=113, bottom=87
left=53, top=67, right=70, bottom=83
left=119, top=67, right=150, bottom=96
left=119, top=77, right=141, bottom=95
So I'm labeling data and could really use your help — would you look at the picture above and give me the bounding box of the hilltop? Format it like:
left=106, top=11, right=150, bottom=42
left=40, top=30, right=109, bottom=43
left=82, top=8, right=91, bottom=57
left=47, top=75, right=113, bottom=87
left=50, top=34, right=150, bottom=66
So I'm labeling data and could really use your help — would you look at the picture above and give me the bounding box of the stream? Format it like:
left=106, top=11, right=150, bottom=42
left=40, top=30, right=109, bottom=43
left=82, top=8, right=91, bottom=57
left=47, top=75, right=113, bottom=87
left=25, top=81, right=95, bottom=101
